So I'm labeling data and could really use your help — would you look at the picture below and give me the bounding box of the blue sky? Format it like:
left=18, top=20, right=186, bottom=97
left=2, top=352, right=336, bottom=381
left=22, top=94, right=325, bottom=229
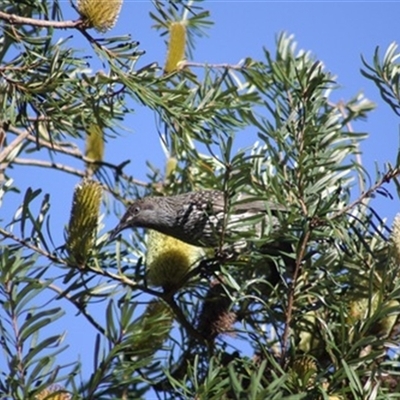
left=7, top=1, right=400, bottom=235
left=3, top=0, right=400, bottom=394
left=68, top=1, right=400, bottom=226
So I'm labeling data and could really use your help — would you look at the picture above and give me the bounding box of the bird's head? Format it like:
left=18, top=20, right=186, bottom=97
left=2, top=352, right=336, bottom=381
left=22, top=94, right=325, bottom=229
left=109, top=196, right=177, bottom=241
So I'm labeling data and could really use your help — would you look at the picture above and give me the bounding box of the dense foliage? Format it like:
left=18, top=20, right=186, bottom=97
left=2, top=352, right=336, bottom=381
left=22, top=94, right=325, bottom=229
left=1, top=1, right=400, bottom=399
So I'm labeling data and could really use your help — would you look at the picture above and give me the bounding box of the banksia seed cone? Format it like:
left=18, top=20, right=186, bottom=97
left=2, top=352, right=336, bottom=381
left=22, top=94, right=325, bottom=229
left=146, top=230, right=204, bottom=291
left=85, top=123, right=104, bottom=174
left=164, top=21, right=186, bottom=73
left=66, top=179, right=102, bottom=267
left=126, top=299, right=173, bottom=358
left=197, top=280, right=236, bottom=340
left=35, top=385, right=71, bottom=400
left=77, top=0, right=123, bottom=32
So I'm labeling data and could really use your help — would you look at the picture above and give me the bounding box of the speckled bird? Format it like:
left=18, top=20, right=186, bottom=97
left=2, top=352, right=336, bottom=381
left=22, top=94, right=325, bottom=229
left=109, top=190, right=282, bottom=248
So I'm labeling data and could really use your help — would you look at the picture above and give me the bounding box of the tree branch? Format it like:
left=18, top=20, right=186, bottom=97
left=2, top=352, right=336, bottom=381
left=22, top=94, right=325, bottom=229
left=178, top=60, right=246, bottom=71
left=0, top=227, right=63, bottom=264
left=330, top=167, right=400, bottom=221
left=13, top=157, right=86, bottom=178
left=0, top=130, right=29, bottom=165
left=7, top=125, right=148, bottom=188
left=281, top=229, right=311, bottom=364
left=46, top=281, right=106, bottom=336
left=0, top=11, right=83, bottom=29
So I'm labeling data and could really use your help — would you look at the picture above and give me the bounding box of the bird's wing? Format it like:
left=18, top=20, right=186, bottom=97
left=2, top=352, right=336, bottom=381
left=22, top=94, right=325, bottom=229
left=232, top=195, right=285, bottom=214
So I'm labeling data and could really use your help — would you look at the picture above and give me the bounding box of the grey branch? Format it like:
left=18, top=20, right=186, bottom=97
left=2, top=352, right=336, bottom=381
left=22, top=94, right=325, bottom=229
left=0, top=11, right=83, bottom=29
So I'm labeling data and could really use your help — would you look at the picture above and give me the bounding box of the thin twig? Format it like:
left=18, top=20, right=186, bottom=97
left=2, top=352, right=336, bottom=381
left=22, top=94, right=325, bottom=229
left=178, top=61, right=245, bottom=71
left=161, top=296, right=206, bottom=344
left=7, top=125, right=148, bottom=187
left=334, top=100, right=365, bottom=193
left=0, top=11, right=83, bottom=29
left=330, top=167, right=400, bottom=221
left=0, top=227, right=64, bottom=264
left=0, top=130, right=29, bottom=164
left=46, top=281, right=106, bottom=336
left=93, top=267, right=140, bottom=289
left=13, top=157, right=87, bottom=178
left=0, top=226, right=155, bottom=296
left=281, top=229, right=311, bottom=363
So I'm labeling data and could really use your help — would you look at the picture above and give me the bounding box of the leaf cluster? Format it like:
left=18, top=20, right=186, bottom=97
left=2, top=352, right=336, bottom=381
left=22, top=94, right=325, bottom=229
left=1, top=1, right=400, bottom=399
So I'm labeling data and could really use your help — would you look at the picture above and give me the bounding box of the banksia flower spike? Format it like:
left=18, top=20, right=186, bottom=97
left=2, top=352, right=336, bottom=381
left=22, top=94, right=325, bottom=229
left=298, top=310, right=322, bottom=354
left=76, top=0, right=123, bottom=33
left=146, top=229, right=204, bottom=291
left=374, top=299, right=400, bottom=338
left=35, top=385, right=71, bottom=400
left=126, top=299, right=173, bottom=358
left=164, top=21, right=187, bottom=73
left=347, top=293, right=380, bottom=325
left=66, top=179, right=102, bottom=267
left=165, top=157, right=178, bottom=180
left=390, top=214, right=400, bottom=265
left=289, top=356, right=318, bottom=390
left=85, top=123, right=104, bottom=175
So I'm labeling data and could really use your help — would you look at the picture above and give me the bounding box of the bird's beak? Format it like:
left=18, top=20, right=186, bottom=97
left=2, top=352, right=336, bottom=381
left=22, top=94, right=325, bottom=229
left=108, top=223, right=123, bottom=242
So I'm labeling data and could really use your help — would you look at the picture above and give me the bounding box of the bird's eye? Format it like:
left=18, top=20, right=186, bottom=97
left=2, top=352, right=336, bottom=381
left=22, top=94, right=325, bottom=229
left=133, top=206, right=141, bottom=214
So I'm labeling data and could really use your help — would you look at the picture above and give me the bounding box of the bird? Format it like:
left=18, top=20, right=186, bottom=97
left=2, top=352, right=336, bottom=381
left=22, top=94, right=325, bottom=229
left=109, top=190, right=284, bottom=249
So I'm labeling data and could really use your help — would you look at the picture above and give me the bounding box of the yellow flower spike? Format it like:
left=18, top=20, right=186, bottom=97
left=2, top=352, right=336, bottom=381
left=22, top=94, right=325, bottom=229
left=165, top=157, right=178, bottom=180
left=146, top=230, right=204, bottom=291
left=126, top=299, right=173, bottom=358
left=289, top=356, right=318, bottom=389
left=390, top=214, right=400, bottom=265
left=164, top=21, right=187, bottom=73
left=77, top=0, right=123, bottom=33
left=85, top=123, right=104, bottom=174
left=66, top=179, right=102, bottom=268
left=298, top=310, right=322, bottom=354
left=375, top=299, right=400, bottom=337
left=347, top=293, right=380, bottom=325
left=35, top=385, right=71, bottom=400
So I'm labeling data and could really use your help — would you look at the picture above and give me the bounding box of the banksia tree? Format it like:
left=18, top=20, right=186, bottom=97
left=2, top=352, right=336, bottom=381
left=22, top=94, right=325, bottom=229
left=2, top=1, right=400, bottom=399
